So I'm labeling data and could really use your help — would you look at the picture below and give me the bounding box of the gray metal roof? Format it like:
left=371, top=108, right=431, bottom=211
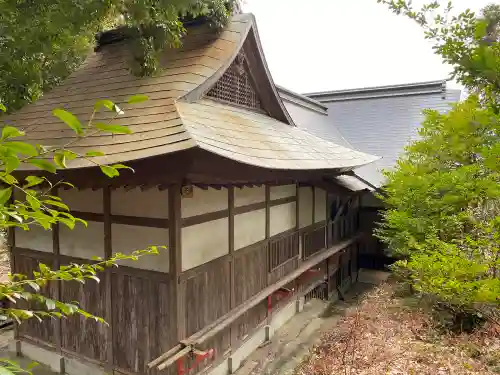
left=279, top=80, right=461, bottom=189
left=276, top=85, right=328, bottom=114
left=305, top=80, right=449, bottom=102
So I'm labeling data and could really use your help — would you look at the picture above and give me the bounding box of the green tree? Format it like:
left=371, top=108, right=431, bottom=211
left=376, top=1, right=500, bottom=324
left=0, top=0, right=237, bottom=112
left=0, top=97, right=160, bottom=373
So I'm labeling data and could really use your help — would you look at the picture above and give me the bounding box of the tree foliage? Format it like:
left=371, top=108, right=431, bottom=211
left=0, top=97, right=159, bottom=373
left=376, top=1, right=500, bottom=320
left=0, top=0, right=237, bottom=112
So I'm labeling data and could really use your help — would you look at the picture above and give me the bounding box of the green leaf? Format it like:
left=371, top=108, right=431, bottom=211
left=58, top=217, right=75, bottom=229
left=0, top=187, right=12, bottom=206
left=94, top=123, right=132, bottom=134
left=94, top=99, right=115, bottom=112
left=26, top=194, right=41, bottom=210
left=100, top=165, right=119, bottom=178
left=0, top=104, right=6, bottom=112
left=44, top=199, right=69, bottom=211
left=23, top=176, right=44, bottom=189
left=4, top=156, right=20, bottom=173
left=1, top=126, right=25, bottom=140
left=52, top=109, right=83, bottom=135
left=127, top=94, right=148, bottom=104
left=111, top=163, right=134, bottom=172
left=94, top=100, right=124, bottom=114
left=45, top=298, right=56, bottom=311
left=59, top=181, right=75, bottom=189
left=2, top=141, right=38, bottom=156
left=0, top=173, right=17, bottom=185
left=27, top=159, right=57, bottom=173
left=27, top=282, right=40, bottom=292
left=54, top=153, right=66, bottom=169
left=85, top=151, right=105, bottom=157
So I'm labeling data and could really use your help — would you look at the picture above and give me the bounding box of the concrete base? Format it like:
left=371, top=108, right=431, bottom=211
left=9, top=340, right=106, bottom=375
left=208, top=297, right=306, bottom=375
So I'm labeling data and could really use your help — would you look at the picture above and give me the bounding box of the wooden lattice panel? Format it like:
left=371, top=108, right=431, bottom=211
left=206, top=52, right=262, bottom=110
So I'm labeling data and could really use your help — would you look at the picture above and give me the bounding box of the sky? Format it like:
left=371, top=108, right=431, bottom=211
left=242, top=0, right=492, bottom=94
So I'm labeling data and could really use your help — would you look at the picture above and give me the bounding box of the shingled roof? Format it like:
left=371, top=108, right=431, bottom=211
left=5, top=13, right=378, bottom=171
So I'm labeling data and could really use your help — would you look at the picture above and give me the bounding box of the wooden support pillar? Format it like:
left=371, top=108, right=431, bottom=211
left=7, top=196, right=20, bottom=348
left=52, top=188, right=63, bottom=365
left=265, top=185, right=271, bottom=322
left=265, top=185, right=270, bottom=240
left=228, top=186, right=235, bottom=346
left=295, top=183, right=301, bottom=263
left=228, top=187, right=235, bottom=309
left=311, top=186, right=315, bottom=224
left=169, top=183, right=185, bottom=340
left=103, top=186, right=114, bottom=372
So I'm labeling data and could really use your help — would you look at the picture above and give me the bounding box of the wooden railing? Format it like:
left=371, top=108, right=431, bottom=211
left=268, top=231, right=299, bottom=271
left=302, top=224, right=326, bottom=259
left=329, top=212, right=359, bottom=247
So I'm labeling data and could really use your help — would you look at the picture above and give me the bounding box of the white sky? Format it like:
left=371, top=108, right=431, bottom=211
left=242, top=0, right=492, bottom=93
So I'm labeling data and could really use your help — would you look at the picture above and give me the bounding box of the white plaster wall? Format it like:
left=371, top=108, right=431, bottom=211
left=111, top=187, right=168, bottom=218
left=112, top=224, right=169, bottom=272
left=299, top=187, right=313, bottom=229
left=15, top=226, right=53, bottom=252
left=181, top=188, right=228, bottom=218
left=59, top=221, right=104, bottom=259
left=59, top=188, right=103, bottom=213
left=270, top=202, right=296, bottom=237
left=181, top=218, right=228, bottom=270
left=270, top=184, right=296, bottom=201
left=234, top=209, right=266, bottom=250
left=234, top=186, right=265, bottom=207
left=314, top=188, right=327, bottom=223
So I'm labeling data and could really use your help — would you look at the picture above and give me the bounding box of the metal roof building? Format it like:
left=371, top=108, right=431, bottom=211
left=279, top=81, right=461, bottom=189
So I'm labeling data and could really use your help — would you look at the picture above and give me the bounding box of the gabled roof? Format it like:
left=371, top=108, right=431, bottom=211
left=4, top=14, right=377, bottom=172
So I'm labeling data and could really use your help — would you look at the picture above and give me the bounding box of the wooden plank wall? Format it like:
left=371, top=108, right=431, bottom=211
left=11, top=183, right=362, bottom=375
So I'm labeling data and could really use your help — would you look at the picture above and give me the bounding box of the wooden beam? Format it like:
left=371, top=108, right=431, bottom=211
left=52, top=188, right=62, bottom=356
left=269, top=196, right=296, bottom=208
left=312, top=186, right=316, bottom=224
left=228, top=186, right=235, bottom=309
left=7, top=196, right=18, bottom=342
left=181, top=209, right=228, bottom=228
left=103, top=186, right=114, bottom=372
left=71, top=211, right=169, bottom=229
left=169, top=184, right=185, bottom=340
left=228, top=187, right=235, bottom=347
left=265, top=185, right=270, bottom=239
left=295, top=183, right=301, bottom=262
left=233, top=201, right=266, bottom=216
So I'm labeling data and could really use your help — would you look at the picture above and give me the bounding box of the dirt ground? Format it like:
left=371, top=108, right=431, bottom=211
left=295, top=282, right=500, bottom=375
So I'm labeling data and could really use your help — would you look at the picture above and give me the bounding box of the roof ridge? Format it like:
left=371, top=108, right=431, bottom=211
left=305, top=80, right=447, bottom=99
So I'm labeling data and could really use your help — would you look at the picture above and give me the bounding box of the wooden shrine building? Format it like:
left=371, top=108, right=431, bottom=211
left=7, top=13, right=378, bottom=375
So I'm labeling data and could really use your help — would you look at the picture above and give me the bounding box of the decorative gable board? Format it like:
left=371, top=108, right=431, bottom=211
left=194, top=26, right=293, bottom=124
left=206, top=51, right=264, bottom=111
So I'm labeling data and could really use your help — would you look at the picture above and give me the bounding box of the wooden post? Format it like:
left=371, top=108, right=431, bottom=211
left=311, top=186, right=315, bottom=224
left=265, top=185, right=270, bottom=240
left=52, top=188, right=62, bottom=364
left=103, top=186, right=114, bottom=372
left=7, top=196, right=19, bottom=346
left=265, top=185, right=271, bottom=321
left=326, top=193, right=332, bottom=248
left=228, top=186, right=235, bottom=346
left=169, top=184, right=185, bottom=340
